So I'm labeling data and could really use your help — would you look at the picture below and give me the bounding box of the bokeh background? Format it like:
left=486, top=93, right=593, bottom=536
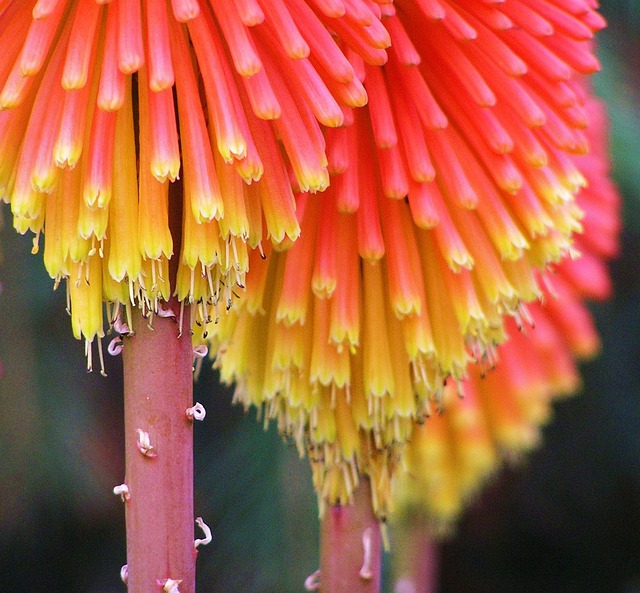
left=1, top=2, right=639, bottom=592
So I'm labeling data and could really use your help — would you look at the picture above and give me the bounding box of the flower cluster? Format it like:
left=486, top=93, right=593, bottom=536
left=0, top=0, right=617, bottom=520
left=210, top=1, right=610, bottom=516
left=0, top=0, right=389, bottom=368
left=394, top=95, right=620, bottom=530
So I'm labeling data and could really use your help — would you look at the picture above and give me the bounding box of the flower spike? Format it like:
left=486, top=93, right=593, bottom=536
left=210, top=2, right=615, bottom=516
left=0, top=0, right=390, bottom=352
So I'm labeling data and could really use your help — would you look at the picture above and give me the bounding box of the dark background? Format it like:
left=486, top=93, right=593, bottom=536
left=1, top=2, right=639, bottom=592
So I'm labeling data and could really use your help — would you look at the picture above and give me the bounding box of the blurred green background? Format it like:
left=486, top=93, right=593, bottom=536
left=1, top=2, right=639, bottom=591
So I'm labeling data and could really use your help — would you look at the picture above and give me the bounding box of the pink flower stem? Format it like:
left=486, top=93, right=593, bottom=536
left=319, top=478, right=382, bottom=593
left=122, top=305, right=195, bottom=593
left=392, top=519, right=439, bottom=593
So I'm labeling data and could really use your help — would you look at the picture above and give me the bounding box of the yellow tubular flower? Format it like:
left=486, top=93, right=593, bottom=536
left=211, top=2, right=611, bottom=517
left=0, top=0, right=390, bottom=369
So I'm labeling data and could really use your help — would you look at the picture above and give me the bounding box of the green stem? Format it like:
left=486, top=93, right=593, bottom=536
left=319, top=478, right=382, bottom=593
left=122, top=307, right=195, bottom=593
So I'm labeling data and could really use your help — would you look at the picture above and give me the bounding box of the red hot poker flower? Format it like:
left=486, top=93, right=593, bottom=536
left=0, top=0, right=390, bottom=370
left=211, top=1, right=610, bottom=516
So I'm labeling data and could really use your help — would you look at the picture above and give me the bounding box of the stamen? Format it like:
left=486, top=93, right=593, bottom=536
left=120, top=565, right=128, bottom=584
left=359, top=527, right=374, bottom=580
left=178, top=300, right=185, bottom=337
left=85, top=338, right=93, bottom=372
left=97, top=336, right=107, bottom=377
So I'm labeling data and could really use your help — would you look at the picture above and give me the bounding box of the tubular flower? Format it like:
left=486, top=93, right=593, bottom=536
left=0, top=0, right=390, bottom=367
left=394, top=95, right=621, bottom=532
left=211, top=1, right=608, bottom=516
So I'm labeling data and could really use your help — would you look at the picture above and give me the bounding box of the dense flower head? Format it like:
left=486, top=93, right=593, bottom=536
left=0, top=0, right=390, bottom=368
left=211, top=2, right=610, bottom=516
left=394, top=96, right=620, bottom=531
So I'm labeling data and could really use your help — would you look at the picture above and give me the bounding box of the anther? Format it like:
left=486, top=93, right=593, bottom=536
left=136, top=429, right=157, bottom=457
left=113, top=484, right=130, bottom=501
left=178, top=300, right=185, bottom=338
left=97, top=336, right=107, bottom=377
left=304, top=569, right=321, bottom=591
left=359, top=527, right=374, bottom=581
left=108, top=336, right=124, bottom=356
left=194, top=517, right=212, bottom=549
left=120, top=564, right=128, bottom=584
left=186, top=403, right=206, bottom=421
left=157, top=578, right=182, bottom=593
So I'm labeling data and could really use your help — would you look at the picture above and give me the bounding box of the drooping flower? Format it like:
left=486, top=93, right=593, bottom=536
left=211, top=1, right=609, bottom=516
left=0, top=0, right=390, bottom=369
left=394, top=94, right=621, bottom=532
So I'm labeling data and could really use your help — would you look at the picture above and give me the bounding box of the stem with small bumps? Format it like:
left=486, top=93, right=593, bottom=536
left=122, top=306, right=195, bottom=593
left=319, top=478, right=382, bottom=593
